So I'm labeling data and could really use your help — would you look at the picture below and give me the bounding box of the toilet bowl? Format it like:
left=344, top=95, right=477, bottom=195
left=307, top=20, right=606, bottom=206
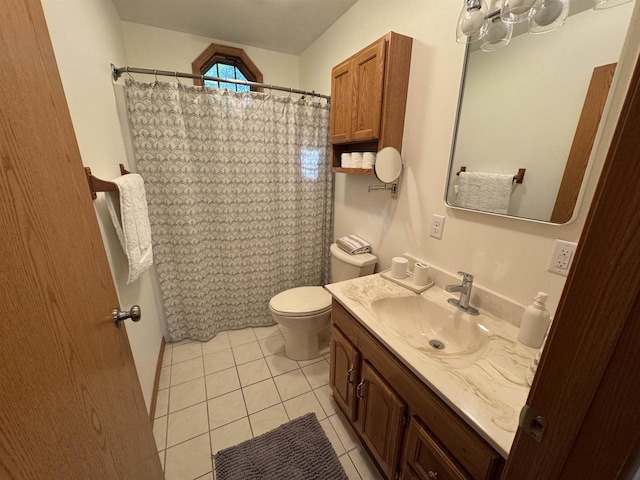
left=269, top=286, right=332, bottom=360
left=269, top=243, right=377, bottom=360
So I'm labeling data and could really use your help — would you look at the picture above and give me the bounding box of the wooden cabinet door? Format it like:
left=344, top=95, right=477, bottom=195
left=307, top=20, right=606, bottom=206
left=330, top=58, right=354, bottom=144
left=357, top=360, right=406, bottom=479
left=404, top=418, right=470, bottom=480
left=351, top=39, right=386, bottom=141
left=0, top=0, right=162, bottom=478
left=330, top=325, right=360, bottom=421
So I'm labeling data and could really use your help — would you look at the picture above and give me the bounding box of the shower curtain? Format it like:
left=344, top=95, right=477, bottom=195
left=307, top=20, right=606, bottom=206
left=123, top=79, right=333, bottom=341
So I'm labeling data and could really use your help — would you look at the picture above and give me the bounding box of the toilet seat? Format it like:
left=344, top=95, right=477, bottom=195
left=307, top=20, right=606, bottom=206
left=269, top=286, right=331, bottom=317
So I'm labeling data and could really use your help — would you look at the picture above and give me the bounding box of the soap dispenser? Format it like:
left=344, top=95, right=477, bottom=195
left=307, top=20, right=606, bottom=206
left=518, top=292, right=551, bottom=348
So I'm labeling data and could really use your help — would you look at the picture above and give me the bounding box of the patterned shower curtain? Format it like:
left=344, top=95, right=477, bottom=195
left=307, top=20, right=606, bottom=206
left=124, top=79, right=333, bottom=341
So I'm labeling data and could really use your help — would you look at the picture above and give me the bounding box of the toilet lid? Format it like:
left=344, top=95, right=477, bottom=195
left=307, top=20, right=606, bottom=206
left=269, top=286, right=332, bottom=316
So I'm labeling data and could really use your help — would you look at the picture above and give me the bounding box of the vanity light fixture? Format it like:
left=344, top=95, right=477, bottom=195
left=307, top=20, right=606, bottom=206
left=457, top=0, right=633, bottom=46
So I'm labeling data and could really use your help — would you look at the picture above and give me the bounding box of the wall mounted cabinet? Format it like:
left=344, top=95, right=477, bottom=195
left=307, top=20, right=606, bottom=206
left=329, top=32, right=413, bottom=175
left=329, top=300, right=504, bottom=480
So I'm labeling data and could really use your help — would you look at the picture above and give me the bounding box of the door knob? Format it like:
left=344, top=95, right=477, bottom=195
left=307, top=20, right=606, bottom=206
left=113, top=305, right=142, bottom=326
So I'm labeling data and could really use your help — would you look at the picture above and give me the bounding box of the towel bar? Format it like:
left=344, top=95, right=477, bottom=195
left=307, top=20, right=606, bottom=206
left=85, top=164, right=131, bottom=200
left=456, top=166, right=526, bottom=184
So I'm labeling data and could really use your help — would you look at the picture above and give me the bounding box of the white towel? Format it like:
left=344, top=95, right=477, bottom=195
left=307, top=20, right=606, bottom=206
left=336, top=235, right=372, bottom=255
left=456, top=172, right=514, bottom=215
left=106, top=173, right=154, bottom=284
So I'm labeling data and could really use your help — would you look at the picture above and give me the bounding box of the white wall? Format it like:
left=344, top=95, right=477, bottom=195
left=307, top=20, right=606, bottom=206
left=452, top=5, right=632, bottom=220
left=120, top=22, right=300, bottom=89
left=41, top=0, right=165, bottom=412
left=299, top=0, right=636, bottom=315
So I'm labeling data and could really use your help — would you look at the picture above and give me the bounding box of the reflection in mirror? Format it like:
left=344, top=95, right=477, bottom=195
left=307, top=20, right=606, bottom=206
left=447, top=0, right=633, bottom=223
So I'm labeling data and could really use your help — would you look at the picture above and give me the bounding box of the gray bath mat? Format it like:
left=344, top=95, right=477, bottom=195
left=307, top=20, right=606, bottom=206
left=213, top=412, right=348, bottom=480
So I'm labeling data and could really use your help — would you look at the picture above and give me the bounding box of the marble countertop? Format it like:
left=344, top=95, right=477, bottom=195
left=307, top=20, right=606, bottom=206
left=325, top=273, right=536, bottom=458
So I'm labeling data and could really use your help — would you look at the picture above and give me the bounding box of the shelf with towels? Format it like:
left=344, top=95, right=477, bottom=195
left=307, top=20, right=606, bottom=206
left=84, top=164, right=131, bottom=200
left=456, top=166, right=526, bottom=184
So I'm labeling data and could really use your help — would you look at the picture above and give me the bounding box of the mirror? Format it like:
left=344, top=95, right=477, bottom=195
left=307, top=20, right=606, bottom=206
left=446, top=0, right=633, bottom=223
left=374, top=147, right=403, bottom=183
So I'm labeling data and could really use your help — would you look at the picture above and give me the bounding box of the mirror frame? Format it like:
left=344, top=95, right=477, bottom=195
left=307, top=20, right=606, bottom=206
left=444, top=43, right=597, bottom=225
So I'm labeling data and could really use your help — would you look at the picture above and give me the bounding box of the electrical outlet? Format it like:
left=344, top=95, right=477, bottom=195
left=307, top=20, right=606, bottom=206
left=547, top=239, right=577, bottom=276
left=430, top=214, right=445, bottom=240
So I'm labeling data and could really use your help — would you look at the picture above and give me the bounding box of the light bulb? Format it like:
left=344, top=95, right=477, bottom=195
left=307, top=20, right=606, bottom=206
left=529, top=0, right=569, bottom=33
left=501, top=0, right=537, bottom=23
left=484, top=22, right=507, bottom=43
left=461, top=10, right=486, bottom=34
left=456, top=0, right=489, bottom=43
left=506, top=0, right=537, bottom=10
left=533, top=0, right=563, bottom=25
left=480, top=17, right=513, bottom=51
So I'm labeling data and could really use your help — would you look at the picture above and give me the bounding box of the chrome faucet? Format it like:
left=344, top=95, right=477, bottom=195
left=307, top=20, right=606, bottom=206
left=445, top=271, right=479, bottom=316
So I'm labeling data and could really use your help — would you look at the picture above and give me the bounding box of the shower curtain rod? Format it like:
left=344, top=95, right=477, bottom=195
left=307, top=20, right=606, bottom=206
left=111, top=65, right=331, bottom=101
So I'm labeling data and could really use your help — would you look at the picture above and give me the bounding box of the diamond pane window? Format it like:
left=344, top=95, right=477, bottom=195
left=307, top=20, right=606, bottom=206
left=204, top=63, right=251, bottom=92
left=192, top=43, right=263, bottom=92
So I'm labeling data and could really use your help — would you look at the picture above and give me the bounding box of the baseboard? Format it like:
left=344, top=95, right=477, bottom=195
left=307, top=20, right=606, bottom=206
left=149, top=337, right=166, bottom=425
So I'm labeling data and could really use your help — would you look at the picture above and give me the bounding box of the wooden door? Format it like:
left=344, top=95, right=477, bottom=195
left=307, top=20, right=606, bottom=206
left=330, top=58, right=354, bottom=144
left=502, top=38, right=640, bottom=480
left=0, top=1, right=163, bottom=478
left=357, top=360, right=406, bottom=479
left=352, top=39, right=386, bottom=141
left=330, top=325, right=360, bottom=421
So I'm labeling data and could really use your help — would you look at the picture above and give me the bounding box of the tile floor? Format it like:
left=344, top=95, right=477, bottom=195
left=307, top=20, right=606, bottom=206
left=153, top=325, right=384, bottom=480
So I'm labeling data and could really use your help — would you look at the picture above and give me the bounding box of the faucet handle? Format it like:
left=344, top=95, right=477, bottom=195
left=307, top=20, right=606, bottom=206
left=457, top=271, right=474, bottom=282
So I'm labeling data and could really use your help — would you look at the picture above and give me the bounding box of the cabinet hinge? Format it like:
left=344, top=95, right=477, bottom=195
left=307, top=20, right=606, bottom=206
left=519, top=404, right=548, bottom=443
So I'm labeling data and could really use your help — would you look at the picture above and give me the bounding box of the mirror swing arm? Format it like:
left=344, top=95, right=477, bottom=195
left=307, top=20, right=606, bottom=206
left=368, top=181, right=399, bottom=199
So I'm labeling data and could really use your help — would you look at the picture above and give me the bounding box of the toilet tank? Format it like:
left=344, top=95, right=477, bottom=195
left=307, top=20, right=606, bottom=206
left=330, top=243, right=377, bottom=282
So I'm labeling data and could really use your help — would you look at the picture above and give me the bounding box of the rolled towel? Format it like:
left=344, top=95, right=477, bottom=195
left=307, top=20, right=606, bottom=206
left=336, top=234, right=372, bottom=255
left=341, top=153, right=352, bottom=168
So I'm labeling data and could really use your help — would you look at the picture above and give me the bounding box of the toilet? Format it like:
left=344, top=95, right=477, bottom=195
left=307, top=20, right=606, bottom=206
left=269, top=243, right=377, bottom=360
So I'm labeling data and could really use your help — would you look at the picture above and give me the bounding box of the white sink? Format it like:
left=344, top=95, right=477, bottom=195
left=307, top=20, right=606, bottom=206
left=370, top=295, right=490, bottom=368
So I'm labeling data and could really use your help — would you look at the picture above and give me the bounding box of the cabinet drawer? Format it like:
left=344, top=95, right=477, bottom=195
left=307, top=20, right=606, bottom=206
left=405, top=417, right=470, bottom=480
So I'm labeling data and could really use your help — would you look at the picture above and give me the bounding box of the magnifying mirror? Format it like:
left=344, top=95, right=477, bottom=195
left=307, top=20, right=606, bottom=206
left=374, top=147, right=403, bottom=183
left=370, top=147, right=403, bottom=199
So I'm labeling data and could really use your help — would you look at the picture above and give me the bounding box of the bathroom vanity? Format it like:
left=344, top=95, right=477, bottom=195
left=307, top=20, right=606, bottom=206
left=326, top=274, right=534, bottom=480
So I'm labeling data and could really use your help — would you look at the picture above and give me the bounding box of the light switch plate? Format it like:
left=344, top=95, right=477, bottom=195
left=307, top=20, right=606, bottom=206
left=547, top=239, right=577, bottom=276
left=430, top=214, right=445, bottom=240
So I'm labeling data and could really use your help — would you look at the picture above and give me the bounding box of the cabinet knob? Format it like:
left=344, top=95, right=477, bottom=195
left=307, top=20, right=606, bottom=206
left=427, top=471, right=438, bottom=480
left=346, top=366, right=355, bottom=385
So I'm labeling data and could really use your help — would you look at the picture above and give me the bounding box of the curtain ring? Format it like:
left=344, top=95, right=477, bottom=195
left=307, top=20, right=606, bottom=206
left=175, top=71, right=182, bottom=85
left=201, top=75, right=205, bottom=89
left=126, top=66, right=134, bottom=81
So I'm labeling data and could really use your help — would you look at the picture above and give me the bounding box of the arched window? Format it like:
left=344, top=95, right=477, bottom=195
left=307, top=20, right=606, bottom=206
left=192, top=43, right=263, bottom=92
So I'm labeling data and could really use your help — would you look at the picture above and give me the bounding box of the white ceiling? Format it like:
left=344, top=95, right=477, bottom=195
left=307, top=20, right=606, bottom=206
left=111, top=0, right=359, bottom=55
